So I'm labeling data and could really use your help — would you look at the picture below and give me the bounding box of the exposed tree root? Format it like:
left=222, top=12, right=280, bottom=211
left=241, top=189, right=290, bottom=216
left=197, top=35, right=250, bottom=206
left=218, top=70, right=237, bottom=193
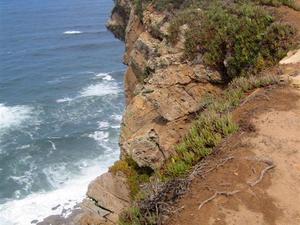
left=247, top=162, right=275, bottom=187
left=191, top=156, right=234, bottom=179
left=198, top=190, right=240, bottom=210
left=196, top=156, right=275, bottom=210
left=138, top=155, right=275, bottom=222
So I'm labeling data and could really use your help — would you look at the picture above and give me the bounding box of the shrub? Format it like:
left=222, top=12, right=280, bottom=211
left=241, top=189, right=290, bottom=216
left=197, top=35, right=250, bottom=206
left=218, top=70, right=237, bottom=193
left=183, top=2, right=296, bottom=79
left=167, top=8, right=203, bottom=43
left=118, top=206, right=156, bottom=225
left=165, top=112, right=237, bottom=178
left=135, top=0, right=144, bottom=20
left=110, top=157, right=154, bottom=198
left=154, top=0, right=186, bottom=11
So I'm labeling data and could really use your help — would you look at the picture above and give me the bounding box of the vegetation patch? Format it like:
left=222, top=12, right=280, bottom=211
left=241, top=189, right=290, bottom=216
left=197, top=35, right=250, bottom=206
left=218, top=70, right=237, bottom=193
left=154, top=0, right=186, bottom=11
left=118, top=206, right=156, bottom=225
left=167, top=8, right=202, bottom=44
left=163, top=74, right=279, bottom=178
left=135, top=0, right=144, bottom=21
left=183, top=1, right=296, bottom=79
left=110, top=157, right=154, bottom=199
left=165, top=113, right=237, bottom=177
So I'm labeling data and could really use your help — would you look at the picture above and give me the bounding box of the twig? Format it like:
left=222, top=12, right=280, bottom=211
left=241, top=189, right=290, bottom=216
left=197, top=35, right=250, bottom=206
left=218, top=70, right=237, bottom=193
left=239, top=156, right=273, bottom=165
left=201, top=156, right=235, bottom=176
left=247, top=164, right=275, bottom=187
left=240, top=88, right=261, bottom=106
left=198, top=190, right=240, bottom=210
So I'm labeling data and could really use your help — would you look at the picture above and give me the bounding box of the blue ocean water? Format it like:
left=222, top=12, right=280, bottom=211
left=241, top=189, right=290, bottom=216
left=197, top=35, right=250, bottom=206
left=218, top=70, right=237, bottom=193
left=0, top=0, right=124, bottom=224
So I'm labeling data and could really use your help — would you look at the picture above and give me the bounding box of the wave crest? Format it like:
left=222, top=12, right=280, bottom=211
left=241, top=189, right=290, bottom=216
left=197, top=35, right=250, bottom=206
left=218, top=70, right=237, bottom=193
left=79, top=82, right=120, bottom=97
left=63, top=30, right=82, bottom=35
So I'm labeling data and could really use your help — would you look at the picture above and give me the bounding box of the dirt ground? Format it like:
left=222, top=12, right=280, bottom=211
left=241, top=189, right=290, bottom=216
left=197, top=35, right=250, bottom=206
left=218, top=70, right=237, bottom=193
left=167, top=83, right=300, bottom=225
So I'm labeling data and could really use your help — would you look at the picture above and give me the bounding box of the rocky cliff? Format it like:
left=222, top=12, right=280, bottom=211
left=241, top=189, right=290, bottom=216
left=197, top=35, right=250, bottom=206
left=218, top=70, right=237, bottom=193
left=77, top=1, right=224, bottom=224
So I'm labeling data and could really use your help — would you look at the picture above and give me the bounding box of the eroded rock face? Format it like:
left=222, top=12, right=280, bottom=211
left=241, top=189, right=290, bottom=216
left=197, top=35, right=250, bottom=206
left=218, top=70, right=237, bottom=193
left=122, top=129, right=165, bottom=169
left=106, top=0, right=132, bottom=41
left=81, top=172, right=130, bottom=224
left=79, top=2, right=222, bottom=224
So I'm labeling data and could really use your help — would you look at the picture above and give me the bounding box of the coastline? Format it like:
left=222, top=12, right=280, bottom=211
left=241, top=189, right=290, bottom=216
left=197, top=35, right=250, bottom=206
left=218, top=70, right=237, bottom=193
left=34, top=0, right=300, bottom=224
left=0, top=0, right=125, bottom=224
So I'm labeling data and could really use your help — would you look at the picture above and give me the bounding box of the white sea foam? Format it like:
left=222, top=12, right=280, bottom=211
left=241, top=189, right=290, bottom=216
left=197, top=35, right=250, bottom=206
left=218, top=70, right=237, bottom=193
left=0, top=104, right=33, bottom=131
left=63, top=30, right=82, bottom=35
left=79, top=82, right=120, bottom=97
left=97, top=121, right=110, bottom=129
left=8, top=157, right=37, bottom=198
left=95, top=72, right=109, bottom=77
left=56, top=72, right=119, bottom=102
left=16, top=144, right=31, bottom=150
left=48, top=140, right=57, bottom=150
left=88, top=131, right=109, bottom=143
left=95, top=73, right=114, bottom=81
left=56, top=97, right=73, bottom=103
left=111, top=114, right=122, bottom=122
left=102, top=75, right=113, bottom=81
left=42, top=163, right=72, bottom=188
left=0, top=152, right=119, bottom=225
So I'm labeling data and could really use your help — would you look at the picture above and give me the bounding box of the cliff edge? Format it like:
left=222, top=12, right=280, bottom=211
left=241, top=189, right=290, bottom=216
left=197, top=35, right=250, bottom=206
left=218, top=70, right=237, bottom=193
left=78, top=1, right=300, bottom=224
left=80, top=1, right=224, bottom=223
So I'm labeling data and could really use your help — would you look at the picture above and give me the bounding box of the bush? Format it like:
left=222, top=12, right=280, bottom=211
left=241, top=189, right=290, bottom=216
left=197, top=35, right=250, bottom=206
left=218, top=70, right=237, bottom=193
left=183, top=2, right=296, bottom=79
left=165, top=112, right=237, bottom=177
left=118, top=206, right=157, bottom=225
left=110, top=157, right=154, bottom=198
left=167, top=8, right=203, bottom=43
left=154, top=0, right=186, bottom=11
left=135, top=0, right=144, bottom=20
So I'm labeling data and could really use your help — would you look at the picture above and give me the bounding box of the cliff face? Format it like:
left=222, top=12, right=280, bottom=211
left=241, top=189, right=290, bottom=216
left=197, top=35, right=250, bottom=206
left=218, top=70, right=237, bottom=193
left=79, top=1, right=222, bottom=224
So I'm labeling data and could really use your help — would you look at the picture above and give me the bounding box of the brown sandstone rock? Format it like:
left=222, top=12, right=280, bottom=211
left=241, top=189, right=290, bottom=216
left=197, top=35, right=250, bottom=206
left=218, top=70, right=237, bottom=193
left=81, top=172, right=130, bottom=224
left=123, top=10, right=144, bottom=64
left=106, top=0, right=132, bottom=40
left=122, top=129, right=165, bottom=169
left=79, top=2, right=224, bottom=224
left=124, top=66, right=139, bottom=103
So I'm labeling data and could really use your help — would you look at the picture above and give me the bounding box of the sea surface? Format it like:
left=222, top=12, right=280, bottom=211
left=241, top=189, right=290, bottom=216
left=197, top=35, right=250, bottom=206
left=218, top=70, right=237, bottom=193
left=0, top=0, right=124, bottom=224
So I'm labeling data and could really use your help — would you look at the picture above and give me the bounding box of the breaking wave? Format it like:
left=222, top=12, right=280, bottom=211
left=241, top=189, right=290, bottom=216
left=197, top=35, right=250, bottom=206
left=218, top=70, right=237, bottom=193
left=63, top=30, right=82, bottom=35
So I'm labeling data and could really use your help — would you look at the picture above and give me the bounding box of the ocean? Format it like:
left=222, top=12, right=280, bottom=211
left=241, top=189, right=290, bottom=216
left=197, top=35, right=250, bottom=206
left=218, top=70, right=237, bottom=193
left=0, top=0, right=124, bottom=224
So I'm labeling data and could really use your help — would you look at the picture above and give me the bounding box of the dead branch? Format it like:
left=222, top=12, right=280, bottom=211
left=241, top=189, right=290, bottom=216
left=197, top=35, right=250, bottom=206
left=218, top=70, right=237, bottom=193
left=247, top=164, right=275, bottom=187
left=200, top=156, right=235, bottom=177
left=198, top=190, right=240, bottom=210
left=240, top=156, right=273, bottom=165
left=240, top=88, right=261, bottom=106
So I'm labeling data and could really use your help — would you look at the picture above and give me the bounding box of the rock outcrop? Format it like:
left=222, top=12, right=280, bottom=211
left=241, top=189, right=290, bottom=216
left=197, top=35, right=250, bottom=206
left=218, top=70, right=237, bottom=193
left=79, top=2, right=222, bottom=224
left=80, top=172, right=130, bottom=224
